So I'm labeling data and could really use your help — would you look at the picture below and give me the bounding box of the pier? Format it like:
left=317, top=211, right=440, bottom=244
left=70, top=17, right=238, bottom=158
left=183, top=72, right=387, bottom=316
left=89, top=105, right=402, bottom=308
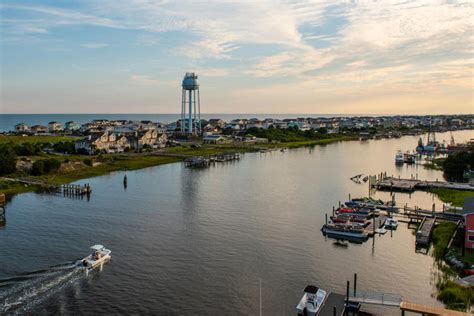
left=415, top=216, right=436, bottom=246
left=372, top=175, right=473, bottom=192
left=185, top=152, right=241, bottom=168
left=365, top=214, right=387, bottom=237
left=0, top=177, right=91, bottom=197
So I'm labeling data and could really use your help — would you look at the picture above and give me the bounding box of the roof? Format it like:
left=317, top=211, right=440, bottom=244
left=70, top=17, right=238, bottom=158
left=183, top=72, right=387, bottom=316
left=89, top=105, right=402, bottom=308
left=90, top=244, right=104, bottom=251
left=304, top=285, right=319, bottom=294
left=463, top=197, right=474, bottom=215
left=204, top=135, right=224, bottom=140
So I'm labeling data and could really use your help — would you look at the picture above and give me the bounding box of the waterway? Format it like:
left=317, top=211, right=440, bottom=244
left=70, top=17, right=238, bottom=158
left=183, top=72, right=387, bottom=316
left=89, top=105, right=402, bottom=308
left=0, top=130, right=472, bottom=314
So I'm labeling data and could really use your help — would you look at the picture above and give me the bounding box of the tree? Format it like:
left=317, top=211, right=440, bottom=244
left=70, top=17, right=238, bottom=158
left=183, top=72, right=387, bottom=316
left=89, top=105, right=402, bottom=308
left=0, top=144, right=17, bottom=175
left=31, top=160, right=45, bottom=176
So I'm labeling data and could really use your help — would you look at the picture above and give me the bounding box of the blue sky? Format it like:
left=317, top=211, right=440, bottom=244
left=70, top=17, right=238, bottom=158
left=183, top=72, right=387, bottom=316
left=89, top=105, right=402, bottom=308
left=1, top=0, right=473, bottom=114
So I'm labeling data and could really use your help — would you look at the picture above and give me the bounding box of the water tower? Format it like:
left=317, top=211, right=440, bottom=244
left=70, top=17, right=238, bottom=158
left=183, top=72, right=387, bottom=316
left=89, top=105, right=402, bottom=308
left=181, top=72, right=201, bottom=134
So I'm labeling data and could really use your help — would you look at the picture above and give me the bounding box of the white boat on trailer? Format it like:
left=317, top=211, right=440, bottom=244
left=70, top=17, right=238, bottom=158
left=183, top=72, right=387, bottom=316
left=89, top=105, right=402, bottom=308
left=79, top=244, right=111, bottom=275
left=296, top=285, right=327, bottom=316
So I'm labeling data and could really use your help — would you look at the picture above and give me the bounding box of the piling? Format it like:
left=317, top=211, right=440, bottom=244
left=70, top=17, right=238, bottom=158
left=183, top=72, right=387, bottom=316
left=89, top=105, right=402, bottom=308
left=354, top=273, right=357, bottom=297
left=345, top=281, right=350, bottom=316
left=325, top=213, right=328, bottom=225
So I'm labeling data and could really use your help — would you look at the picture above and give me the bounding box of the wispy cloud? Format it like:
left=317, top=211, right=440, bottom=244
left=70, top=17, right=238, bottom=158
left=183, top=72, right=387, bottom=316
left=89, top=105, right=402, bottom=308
left=130, top=75, right=160, bottom=86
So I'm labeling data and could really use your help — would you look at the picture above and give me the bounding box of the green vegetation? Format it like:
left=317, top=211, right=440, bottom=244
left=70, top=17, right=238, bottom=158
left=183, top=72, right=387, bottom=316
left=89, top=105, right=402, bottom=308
left=432, top=222, right=457, bottom=260
left=0, top=180, right=36, bottom=197
left=31, top=158, right=61, bottom=176
left=0, top=144, right=17, bottom=176
left=431, top=188, right=474, bottom=207
left=0, top=135, right=79, bottom=144
left=436, top=279, right=474, bottom=311
left=442, top=149, right=474, bottom=182
left=424, top=158, right=445, bottom=171
left=244, top=126, right=345, bottom=143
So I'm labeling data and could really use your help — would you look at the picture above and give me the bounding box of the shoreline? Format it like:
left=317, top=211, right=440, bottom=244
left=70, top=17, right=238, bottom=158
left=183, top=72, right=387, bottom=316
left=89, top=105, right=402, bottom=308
left=0, top=136, right=354, bottom=198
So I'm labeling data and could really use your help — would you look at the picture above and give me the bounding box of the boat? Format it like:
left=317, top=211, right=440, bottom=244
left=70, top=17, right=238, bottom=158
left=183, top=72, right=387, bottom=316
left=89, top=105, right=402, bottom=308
left=375, top=228, right=387, bottom=235
left=384, top=218, right=398, bottom=230
left=79, top=244, right=112, bottom=274
left=395, top=150, right=404, bottom=164
left=403, top=152, right=416, bottom=164
left=321, top=223, right=368, bottom=241
left=296, top=285, right=328, bottom=316
left=280, top=148, right=288, bottom=152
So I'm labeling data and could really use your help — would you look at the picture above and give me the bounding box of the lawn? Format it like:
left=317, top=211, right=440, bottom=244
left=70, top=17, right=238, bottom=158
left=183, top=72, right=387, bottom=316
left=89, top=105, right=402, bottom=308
left=431, top=188, right=474, bottom=207
left=0, top=135, right=79, bottom=144
left=432, top=221, right=458, bottom=260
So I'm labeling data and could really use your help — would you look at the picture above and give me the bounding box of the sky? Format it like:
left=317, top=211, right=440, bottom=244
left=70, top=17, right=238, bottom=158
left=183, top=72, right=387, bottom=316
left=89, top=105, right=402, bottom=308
left=0, top=0, right=473, bottom=115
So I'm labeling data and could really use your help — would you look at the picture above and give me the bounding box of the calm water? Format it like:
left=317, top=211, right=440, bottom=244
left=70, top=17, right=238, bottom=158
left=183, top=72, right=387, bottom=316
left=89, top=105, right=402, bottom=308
left=0, top=130, right=472, bottom=315
left=1, top=113, right=370, bottom=132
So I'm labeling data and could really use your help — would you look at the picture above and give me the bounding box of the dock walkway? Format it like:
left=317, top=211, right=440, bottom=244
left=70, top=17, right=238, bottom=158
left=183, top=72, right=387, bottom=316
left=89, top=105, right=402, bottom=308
left=365, top=215, right=387, bottom=237
left=416, top=216, right=436, bottom=246
left=319, top=292, right=346, bottom=316
left=375, top=177, right=473, bottom=192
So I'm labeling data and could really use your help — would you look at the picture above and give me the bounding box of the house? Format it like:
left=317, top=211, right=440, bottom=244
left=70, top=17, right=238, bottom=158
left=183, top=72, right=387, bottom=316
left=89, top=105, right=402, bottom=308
left=203, top=134, right=228, bottom=144
left=14, top=123, right=30, bottom=133
left=30, top=125, right=49, bottom=134
left=463, top=197, right=474, bottom=249
left=48, top=121, right=63, bottom=132
left=208, top=119, right=225, bottom=128
left=134, top=129, right=167, bottom=149
left=65, top=121, right=81, bottom=131
left=75, top=132, right=130, bottom=154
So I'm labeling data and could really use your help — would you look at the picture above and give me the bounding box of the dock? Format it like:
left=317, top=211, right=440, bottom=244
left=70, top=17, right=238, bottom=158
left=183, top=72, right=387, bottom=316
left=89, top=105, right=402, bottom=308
left=318, top=292, right=346, bottom=316
left=185, top=152, right=241, bottom=168
left=373, top=176, right=473, bottom=192
left=415, top=216, right=436, bottom=246
left=365, top=214, right=387, bottom=237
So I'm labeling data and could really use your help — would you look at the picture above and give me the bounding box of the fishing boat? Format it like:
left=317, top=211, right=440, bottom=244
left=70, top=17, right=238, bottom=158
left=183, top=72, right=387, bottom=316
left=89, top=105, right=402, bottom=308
left=395, top=150, right=404, bottom=164
left=79, top=244, right=111, bottom=274
left=384, top=218, right=398, bottom=230
left=321, top=223, right=368, bottom=241
left=296, top=285, right=327, bottom=316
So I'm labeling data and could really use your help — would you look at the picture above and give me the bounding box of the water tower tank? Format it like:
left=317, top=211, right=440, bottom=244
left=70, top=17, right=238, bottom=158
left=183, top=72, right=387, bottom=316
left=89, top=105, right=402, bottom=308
left=182, top=72, right=199, bottom=90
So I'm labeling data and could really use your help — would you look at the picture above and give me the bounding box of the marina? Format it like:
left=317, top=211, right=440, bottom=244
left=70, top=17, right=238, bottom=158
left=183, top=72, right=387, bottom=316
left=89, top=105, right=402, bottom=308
left=0, top=130, right=472, bottom=314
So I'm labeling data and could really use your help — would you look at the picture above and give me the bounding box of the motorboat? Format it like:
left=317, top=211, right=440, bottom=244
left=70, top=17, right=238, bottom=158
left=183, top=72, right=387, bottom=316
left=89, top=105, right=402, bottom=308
left=321, top=223, right=368, bottom=241
left=384, top=218, right=398, bottom=230
left=296, top=285, right=327, bottom=316
left=395, top=150, right=404, bottom=164
left=79, top=244, right=111, bottom=274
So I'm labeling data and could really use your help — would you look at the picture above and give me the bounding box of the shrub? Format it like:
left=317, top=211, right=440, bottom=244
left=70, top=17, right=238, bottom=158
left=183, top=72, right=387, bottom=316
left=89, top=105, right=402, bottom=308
left=0, top=144, right=17, bottom=175
left=43, top=158, right=61, bottom=173
left=83, top=158, right=93, bottom=166
left=31, top=160, right=45, bottom=176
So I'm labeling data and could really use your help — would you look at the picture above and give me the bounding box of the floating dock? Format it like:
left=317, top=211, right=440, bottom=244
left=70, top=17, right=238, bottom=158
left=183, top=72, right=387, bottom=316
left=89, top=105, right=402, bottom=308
left=374, top=176, right=473, bottom=192
left=365, top=214, right=387, bottom=237
left=185, top=152, right=241, bottom=168
left=318, top=292, right=346, bottom=316
left=416, top=216, right=436, bottom=246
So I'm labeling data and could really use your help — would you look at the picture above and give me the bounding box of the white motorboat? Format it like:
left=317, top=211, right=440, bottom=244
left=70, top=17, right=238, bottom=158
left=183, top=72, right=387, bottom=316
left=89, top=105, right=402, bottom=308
left=384, top=218, right=398, bottom=230
left=296, top=285, right=327, bottom=316
left=79, top=244, right=111, bottom=274
left=395, top=150, right=404, bottom=164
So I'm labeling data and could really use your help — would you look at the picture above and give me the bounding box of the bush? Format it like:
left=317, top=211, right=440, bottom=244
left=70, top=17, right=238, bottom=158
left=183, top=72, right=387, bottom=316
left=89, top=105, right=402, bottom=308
left=31, top=160, right=45, bottom=176
left=83, top=158, right=93, bottom=166
left=53, top=141, right=76, bottom=154
left=0, top=144, right=17, bottom=175
left=443, top=150, right=474, bottom=181
left=43, top=158, right=61, bottom=173
left=437, top=280, right=474, bottom=311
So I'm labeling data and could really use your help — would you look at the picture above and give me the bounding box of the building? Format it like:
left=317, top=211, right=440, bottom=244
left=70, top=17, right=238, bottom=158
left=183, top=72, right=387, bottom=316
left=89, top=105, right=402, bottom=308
left=463, top=197, right=474, bottom=249
left=203, top=134, right=228, bottom=144
left=48, top=121, right=63, bottom=132
left=30, top=125, right=48, bottom=134
left=65, top=121, right=81, bottom=131
left=14, top=123, right=30, bottom=133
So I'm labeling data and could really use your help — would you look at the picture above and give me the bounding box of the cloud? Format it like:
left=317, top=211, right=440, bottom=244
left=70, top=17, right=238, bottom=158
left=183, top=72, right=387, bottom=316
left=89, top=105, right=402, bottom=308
left=130, top=75, right=160, bottom=86
left=80, top=43, right=108, bottom=49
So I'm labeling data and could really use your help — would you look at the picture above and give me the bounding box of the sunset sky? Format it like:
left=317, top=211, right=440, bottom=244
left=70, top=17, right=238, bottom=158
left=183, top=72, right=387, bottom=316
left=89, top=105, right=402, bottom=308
left=1, top=0, right=473, bottom=114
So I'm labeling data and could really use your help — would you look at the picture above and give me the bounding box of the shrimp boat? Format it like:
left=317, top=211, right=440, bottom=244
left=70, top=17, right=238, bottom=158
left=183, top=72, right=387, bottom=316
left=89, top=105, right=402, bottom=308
left=296, top=285, right=328, bottom=316
left=80, top=244, right=111, bottom=275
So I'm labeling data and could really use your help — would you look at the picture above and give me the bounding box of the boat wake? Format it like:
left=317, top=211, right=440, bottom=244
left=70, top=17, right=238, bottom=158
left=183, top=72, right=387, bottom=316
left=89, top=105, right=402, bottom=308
left=0, top=260, right=84, bottom=313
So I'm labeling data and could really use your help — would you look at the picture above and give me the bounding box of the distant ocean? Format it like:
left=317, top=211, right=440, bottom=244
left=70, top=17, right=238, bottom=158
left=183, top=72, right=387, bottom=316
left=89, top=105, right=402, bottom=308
left=0, top=113, right=363, bottom=132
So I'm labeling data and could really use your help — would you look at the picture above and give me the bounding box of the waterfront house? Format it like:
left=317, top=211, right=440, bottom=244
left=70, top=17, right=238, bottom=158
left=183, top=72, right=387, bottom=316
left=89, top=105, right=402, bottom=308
left=30, top=125, right=49, bottom=134
left=464, top=197, right=474, bottom=249
left=132, top=129, right=168, bottom=149
left=14, top=123, right=30, bottom=133
left=203, top=134, right=228, bottom=144
left=48, top=121, right=63, bottom=132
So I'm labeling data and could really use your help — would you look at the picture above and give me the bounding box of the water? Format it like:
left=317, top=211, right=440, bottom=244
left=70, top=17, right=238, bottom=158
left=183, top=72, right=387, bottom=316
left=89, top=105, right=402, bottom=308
left=0, top=130, right=472, bottom=314
left=1, top=113, right=371, bottom=132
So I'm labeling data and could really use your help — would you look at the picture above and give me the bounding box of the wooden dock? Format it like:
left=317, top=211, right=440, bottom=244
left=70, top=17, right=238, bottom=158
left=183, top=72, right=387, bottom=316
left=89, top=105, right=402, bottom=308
left=319, top=292, right=346, bottom=316
left=416, top=216, right=436, bottom=246
left=374, top=176, right=474, bottom=192
left=185, top=152, right=241, bottom=168
left=400, top=301, right=470, bottom=315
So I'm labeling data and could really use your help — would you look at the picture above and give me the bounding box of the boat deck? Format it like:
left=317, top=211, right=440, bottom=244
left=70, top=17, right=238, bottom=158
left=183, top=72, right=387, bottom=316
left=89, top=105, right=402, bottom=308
left=319, top=292, right=346, bottom=316
left=416, top=216, right=436, bottom=246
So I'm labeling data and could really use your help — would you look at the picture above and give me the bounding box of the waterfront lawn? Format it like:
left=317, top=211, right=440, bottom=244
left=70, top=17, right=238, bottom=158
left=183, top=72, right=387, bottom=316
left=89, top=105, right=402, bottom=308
left=436, top=279, right=474, bottom=311
left=431, top=188, right=474, bottom=207
left=432, top=222, right=458, bottom=260
left=0, top=180, right=36, bottom=197
left=0, top=135, right=79, bottom=144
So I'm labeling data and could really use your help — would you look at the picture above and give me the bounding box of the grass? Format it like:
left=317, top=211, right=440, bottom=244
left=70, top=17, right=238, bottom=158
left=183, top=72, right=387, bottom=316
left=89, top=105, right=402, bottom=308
left=0, top=180, right=38, bottom=197
left=436, top=279, right=474, bottom=311
left=432, top=222, right=458, bottom=260
left=0, top=135, right=79, bottom=144
left=431, top=188, right=474, bottom=207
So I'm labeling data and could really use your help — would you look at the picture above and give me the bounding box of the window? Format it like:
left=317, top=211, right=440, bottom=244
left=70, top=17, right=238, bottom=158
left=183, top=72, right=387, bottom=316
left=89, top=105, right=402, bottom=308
left=468, top=235, right=474, bottom=242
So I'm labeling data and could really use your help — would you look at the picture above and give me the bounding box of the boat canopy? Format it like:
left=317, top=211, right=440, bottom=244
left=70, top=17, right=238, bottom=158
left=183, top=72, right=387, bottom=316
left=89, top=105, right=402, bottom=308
left=90, top=244, right=105, bottom=251
left=304, top=285, right=319, bottom=294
